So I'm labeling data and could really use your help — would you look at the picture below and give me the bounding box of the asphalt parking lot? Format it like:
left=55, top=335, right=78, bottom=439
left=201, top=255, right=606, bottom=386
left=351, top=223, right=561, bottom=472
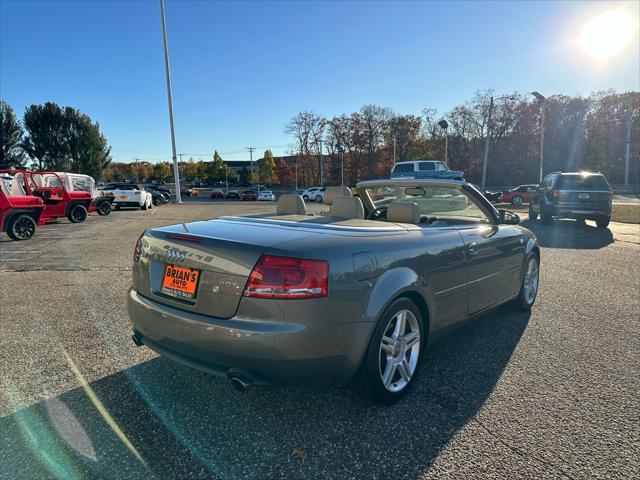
left=1, top=201, right=639, bottom=480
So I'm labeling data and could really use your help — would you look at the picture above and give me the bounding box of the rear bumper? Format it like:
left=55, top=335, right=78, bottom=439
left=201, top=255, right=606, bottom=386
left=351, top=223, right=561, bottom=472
left=548, top=204, right=611, bottom=218
left=127, top=288, right=370, bottom=386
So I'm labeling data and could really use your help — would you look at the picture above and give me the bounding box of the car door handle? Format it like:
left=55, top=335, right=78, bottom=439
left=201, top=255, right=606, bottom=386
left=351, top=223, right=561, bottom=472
left=467, top=242, right=479, bottom=255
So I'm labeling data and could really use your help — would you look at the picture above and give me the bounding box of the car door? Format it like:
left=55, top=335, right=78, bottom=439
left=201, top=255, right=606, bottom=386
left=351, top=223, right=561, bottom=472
left=458, top=223, right=525, bottom=315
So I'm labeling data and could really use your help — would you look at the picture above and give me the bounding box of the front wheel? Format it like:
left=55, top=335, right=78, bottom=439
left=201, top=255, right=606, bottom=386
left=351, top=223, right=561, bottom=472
left=514, top=253, right=539, bottom=310
left=511, top=196, right=523, bottom=206
left=352, top=298, right=424, bottom=405
left=68, top=204, right=87, bottom=223
left=153, top=196, right=162, bottom=206
left=7, top=214, right=37, bottom=240
left=97, top=201, right=111, bottom=216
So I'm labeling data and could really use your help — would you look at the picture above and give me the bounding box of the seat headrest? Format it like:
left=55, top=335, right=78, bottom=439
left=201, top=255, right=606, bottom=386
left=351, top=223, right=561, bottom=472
left=330, top=196, right=364, bottom=219
left=276, top=194, right=306, bottom=215
left=386, top=202, right=420, bottom=224
left=322, top=186, right=352, bottom=205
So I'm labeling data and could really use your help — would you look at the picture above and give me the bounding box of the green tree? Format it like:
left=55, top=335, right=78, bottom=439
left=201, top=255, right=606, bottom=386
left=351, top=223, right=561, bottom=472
left=206, top=151, right=226, bottom=181
left=22, top=102, right=111, bottom=177
left=0, top=101, right=27, bottom=168
left=258, top=149, right=278, bottom=184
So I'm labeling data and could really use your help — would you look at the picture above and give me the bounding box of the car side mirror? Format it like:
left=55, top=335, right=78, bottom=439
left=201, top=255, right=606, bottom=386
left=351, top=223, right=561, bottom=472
left=499, top=209, right=520, bottom=225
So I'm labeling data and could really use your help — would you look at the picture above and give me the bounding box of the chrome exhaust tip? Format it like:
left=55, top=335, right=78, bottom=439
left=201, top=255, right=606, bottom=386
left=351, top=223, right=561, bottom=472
left=131, top=333, right=144, bottom=347
left=229, top=377, right=251, bottom=391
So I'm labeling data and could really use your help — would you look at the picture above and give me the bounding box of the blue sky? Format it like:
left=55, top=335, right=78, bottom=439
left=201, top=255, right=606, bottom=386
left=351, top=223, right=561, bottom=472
left=1, top=0, right=638, bottom=162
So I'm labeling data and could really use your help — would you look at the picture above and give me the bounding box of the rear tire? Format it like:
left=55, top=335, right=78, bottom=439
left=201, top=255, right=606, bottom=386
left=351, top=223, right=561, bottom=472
left=68, top=204, right=87, bottom=223
left=528, top=204, right=538, bottom=220
left=97, top=201, right=111, bottom=216
left=511, top=196, right=523, bottom=206
left=141, top=203, right=148, bottom=210
left=595, top=216, right=610, bottom=228
left=352, top=298, right=424, bottom=405
left=7, top=214, right=36, bottom=240
left=303, top=195, right=309, bottom=201
left=315, top=195, right=322, bottom=202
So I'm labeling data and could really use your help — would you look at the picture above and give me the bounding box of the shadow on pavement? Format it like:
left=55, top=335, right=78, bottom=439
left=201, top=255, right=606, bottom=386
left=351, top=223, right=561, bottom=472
left=520, top=219, right=613, bottom=249
left=1, top=307, right=530, bottom=480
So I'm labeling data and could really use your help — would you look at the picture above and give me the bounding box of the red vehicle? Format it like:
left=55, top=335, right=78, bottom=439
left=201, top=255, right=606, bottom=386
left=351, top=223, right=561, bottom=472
left=2, top=170, right=113, bottom=224
left=210, top=189, right=224, bottom=199
left=498, top=184, right=538, bottom=206
left=242, top=190, right=257, bottom=201
left=0, top=173, right=44, bottom=240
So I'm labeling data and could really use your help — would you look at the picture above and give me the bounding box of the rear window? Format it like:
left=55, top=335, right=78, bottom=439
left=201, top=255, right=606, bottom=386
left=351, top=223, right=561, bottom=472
left=393, top=163, right=415, bottom=173
left=558, top=175, right=610, bottom=190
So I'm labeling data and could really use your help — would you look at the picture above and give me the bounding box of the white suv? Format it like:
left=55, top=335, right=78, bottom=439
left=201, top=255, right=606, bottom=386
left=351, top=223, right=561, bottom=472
left=301, top=187, right=326, bottom=202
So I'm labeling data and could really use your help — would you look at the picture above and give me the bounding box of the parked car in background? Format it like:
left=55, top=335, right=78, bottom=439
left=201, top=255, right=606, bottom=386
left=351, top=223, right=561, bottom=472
left=302, top=187, right=326, bottom=202
left=0, top=173, right=44, bottom=240
left=258, top=190, right=276, bottom=201
left=155, top=188, right=172, bottom=203
left=129, top=179, right=539, bottom=405
left=242, top=190, right=258, bottom=201
left=225, top=190, right=241, bottom=200
left=390, top=160, right=464, bottom=180
left=102, top=183, right=153, bottom=210
left=529, top=172, right=612, bottom=227
left=210, top=189, right=225, bottom=199
left=146, top=187, right=166, bottom=206
left=499, top=185, right=538, bottom=206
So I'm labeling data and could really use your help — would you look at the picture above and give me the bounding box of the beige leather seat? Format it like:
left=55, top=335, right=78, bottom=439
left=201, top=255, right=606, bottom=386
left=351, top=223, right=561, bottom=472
left=276, top=194, right=306, bottom=215
left=322, top=186, right=352, bottom=205
left=386, top=202, right=420, bottom=224
left=331, top=196, right=365, bottom=219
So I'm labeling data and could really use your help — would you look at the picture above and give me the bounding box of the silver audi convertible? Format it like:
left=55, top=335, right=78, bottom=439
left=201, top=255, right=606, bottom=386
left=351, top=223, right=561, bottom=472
left=128, top=179, right=540, bottom=404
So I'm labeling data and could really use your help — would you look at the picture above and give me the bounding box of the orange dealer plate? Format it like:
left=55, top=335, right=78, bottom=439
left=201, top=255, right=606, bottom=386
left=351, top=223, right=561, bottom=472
left=161, top=265, right=200, bottom=300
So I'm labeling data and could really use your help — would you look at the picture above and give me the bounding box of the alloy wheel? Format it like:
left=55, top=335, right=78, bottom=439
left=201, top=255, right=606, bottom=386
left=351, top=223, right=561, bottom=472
left=13, top=216, right=36, bottom=239
left=378, top=309, right=421, bottom=392
left=524, top=257, right=539, bottom=305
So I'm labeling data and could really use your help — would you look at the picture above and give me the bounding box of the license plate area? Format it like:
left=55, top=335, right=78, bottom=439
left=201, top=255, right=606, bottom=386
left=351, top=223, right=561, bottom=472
left=578, top=193, right=590, bottom=199
left=161, top=265, right=200, bottom=300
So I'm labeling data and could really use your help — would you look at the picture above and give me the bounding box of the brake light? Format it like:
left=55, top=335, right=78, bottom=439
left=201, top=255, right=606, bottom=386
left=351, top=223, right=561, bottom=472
left=133, top=232, right=145, bottom=266
left=552, top=189, right=560, bottom=198
left=244, top=255, right=328, bottom=299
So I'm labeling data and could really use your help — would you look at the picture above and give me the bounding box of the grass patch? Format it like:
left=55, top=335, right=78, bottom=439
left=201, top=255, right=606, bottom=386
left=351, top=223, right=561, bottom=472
left=612, top=204, right=640, bottom=224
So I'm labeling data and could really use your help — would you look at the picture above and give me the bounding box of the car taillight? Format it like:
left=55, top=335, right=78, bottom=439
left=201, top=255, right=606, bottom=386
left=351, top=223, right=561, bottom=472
left=552, top=189, right=560, bottom=198
left=244, top=255, right=328, bottom=299
left=133, top=232, right=145, bottom=266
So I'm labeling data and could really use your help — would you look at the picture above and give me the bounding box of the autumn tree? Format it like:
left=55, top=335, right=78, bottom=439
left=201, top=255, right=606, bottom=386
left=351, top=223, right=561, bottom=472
left=258, top=149, right=278, bottom=184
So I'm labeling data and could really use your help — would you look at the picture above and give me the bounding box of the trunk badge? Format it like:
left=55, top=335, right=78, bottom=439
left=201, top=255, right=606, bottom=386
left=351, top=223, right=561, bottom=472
left=164, top=248, right=186, bottom=263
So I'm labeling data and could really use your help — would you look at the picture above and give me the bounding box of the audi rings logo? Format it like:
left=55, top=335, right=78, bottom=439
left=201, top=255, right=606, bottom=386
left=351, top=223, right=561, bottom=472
left=164, top=248, right=186, bottom=263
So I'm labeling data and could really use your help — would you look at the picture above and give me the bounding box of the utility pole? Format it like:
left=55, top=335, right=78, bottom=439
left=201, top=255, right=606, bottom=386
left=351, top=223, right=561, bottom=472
left=160, top=0, right=181, bottom=203
left=246, top=147, right=256, bottom=183
left=481, top=96, right=494, bottom=191
left=319, top=140, right=324, bottom=186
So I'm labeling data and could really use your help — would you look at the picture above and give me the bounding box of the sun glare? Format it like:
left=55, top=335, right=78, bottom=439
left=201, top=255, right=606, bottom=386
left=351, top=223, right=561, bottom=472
left=580, top=10, right=638, bottom=61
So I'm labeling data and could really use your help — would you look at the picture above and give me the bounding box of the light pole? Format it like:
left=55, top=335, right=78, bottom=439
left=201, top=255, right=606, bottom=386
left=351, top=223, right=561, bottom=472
left=438, top=119, right=449, bottom=163
left=338, top=147, right=345, bottom=187
left=530, top=91, right=546, bottom=183
left=481, top=97, right=494, bottom=191
left=160, top=0, right=181, bottom=203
